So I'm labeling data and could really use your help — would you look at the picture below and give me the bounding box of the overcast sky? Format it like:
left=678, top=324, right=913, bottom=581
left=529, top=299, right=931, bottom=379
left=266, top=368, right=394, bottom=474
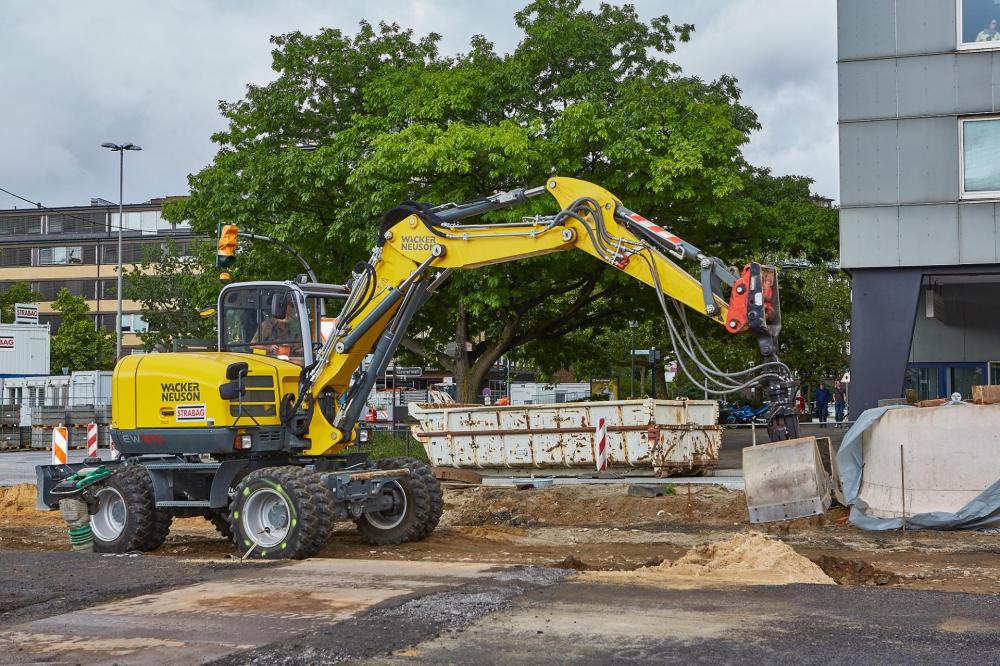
left=0, top=0, right=837, bottom=210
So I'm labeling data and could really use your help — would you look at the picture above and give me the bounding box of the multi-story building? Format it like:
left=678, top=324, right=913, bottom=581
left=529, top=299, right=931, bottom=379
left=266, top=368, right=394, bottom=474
left=0, top=198, right=196, bottom=353
left=839, top=0, right=1000, bottom=412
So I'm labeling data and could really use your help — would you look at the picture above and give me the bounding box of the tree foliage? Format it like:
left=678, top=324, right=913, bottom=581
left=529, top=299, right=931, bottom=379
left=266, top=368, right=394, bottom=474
left=167, top=0, right=840, bottom=400
left=0, top=282, right=42, bottom=323
left=50, top=289, right=114, bottom=373
left=123, top=241, right=221, bottom=352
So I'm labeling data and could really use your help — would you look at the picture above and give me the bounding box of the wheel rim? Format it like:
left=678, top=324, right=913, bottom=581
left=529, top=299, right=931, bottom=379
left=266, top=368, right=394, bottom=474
left=91, top=487, right=127, bottom=543
left=241, top=488, right=291, bottom=548
left=364, top=480, right=407, bottom=530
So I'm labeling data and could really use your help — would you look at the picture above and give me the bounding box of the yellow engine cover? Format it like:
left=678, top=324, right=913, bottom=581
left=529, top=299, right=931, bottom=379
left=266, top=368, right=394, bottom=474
left=112, top=352, right=301, bottom=430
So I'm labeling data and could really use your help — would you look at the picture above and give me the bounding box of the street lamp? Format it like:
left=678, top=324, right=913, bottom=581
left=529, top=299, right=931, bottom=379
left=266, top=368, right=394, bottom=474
left=628, top=320, right=638, bottom=398
left=100, top=142, right=142, bottom=361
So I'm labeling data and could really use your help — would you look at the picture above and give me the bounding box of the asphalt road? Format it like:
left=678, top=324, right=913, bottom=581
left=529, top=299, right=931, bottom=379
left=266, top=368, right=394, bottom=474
left=0, top=450, right=87, bottom=486
left=717, top=423, right=848, bottom=470
left=363, top=581, right=1000, bottom=665
left=0, top=553, right=996, bottom=665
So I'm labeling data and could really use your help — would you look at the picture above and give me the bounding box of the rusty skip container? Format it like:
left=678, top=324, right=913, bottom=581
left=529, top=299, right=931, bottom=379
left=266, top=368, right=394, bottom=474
left=408, top=398, right=721, bottom=477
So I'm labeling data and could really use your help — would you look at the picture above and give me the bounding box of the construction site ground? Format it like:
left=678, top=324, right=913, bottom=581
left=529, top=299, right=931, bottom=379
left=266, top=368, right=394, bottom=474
left=2, top=423, right=1000, bottom=662
left=3, top=478, right=1000, bottom=597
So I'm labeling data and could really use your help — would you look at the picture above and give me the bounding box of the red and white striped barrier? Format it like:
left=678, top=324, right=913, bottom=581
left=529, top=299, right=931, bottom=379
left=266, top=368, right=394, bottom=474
left=86, top=422, right=98, bottom=458
left=595, top=417, right=608, bottom=472
left=51, top=426, right=68, bottom=465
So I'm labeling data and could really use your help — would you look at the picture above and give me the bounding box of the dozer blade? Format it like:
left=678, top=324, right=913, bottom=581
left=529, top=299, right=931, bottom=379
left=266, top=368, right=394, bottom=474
left=743, top=436, right=832, bottom=523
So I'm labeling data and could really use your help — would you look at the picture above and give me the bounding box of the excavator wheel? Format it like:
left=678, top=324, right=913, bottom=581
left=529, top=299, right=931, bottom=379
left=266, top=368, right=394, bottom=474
left=355, top=458, right=443, bottom=545
left=89, top=465, right=172, bottom=553
left=291, top=467, right=334, bottom=558
left=229, top=466, right=323, bottom=560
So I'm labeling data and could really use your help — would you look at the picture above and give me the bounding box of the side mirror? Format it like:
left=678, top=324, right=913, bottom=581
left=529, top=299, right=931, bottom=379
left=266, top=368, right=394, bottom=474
left=226, top=362, right=249, bottom=381
left=270, top=293, right=290, bottom=318
left=219, top=381, right=246, bottom=401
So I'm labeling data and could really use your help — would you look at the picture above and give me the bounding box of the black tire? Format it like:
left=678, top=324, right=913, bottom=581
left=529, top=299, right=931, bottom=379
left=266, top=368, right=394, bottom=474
left=355, top=457, right=443, bottom=545
left=90, top=465, right=172, bottom=553
left=229, top=466, right=320, bottom=560
left=293, top=467, right=333, bottom=558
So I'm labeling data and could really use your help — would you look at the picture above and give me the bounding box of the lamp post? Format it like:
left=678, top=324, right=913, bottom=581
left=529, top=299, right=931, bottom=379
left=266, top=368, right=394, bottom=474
left=100, top=142, right=142, bottom=361
left=628, top=320, right=638, bottom=398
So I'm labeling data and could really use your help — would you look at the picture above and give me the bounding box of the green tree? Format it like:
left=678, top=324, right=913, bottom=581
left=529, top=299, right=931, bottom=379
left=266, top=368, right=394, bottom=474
left=167, top=0, right=839, bottom=401
left=50, top=289, right=115, bottom=372
left=123, top=241, right=222, bottom=352
left=0, top=282, right=42, bottom=323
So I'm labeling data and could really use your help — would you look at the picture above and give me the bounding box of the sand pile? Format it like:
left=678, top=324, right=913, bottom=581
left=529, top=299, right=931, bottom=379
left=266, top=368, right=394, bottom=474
left=581, top=532, right=834, bottom=587
left=0, top=484, right=42, bottom=515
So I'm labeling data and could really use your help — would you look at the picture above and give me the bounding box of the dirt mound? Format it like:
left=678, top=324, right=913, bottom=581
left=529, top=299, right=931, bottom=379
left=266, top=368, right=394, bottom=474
left=580, top=532, right=835, bottom=587
left=813, top=555, right=898, bottom=586
left=0, top=484, right=44, bottom=515
left=442, top=485, right=748, bottom=528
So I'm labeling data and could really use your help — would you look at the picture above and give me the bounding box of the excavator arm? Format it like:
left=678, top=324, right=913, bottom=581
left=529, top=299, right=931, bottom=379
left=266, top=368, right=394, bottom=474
left=291, top=177, right=799, bottom=456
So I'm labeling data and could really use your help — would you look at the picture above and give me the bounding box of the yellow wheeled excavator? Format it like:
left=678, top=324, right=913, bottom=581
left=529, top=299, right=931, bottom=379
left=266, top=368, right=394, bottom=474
left=37, top=177, right=798, bottom=558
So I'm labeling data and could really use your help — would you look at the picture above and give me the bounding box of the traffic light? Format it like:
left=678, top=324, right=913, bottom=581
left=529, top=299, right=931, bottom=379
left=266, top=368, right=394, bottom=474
left=216, top=223, right=239, bottom=269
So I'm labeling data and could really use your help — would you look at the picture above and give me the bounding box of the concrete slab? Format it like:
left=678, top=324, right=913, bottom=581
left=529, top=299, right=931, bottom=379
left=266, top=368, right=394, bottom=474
left=0, top=558, right=505, bottom=665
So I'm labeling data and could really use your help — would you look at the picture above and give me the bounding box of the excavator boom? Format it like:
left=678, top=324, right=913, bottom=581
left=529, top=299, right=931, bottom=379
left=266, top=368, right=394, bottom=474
left=295, top=177, right=798, bottom=455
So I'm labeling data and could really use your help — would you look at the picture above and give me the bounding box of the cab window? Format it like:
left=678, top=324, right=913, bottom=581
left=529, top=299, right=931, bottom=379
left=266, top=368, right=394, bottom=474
left=221, top=286, right=306, bottom=364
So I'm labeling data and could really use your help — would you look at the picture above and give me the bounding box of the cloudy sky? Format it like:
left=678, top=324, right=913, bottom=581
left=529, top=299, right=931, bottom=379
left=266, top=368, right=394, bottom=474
left=0, top=0, right=837, bottom=210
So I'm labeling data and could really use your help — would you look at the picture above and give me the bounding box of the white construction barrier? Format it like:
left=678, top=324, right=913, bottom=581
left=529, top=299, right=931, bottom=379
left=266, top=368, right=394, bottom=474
left=839, top=403, right=1000, bottom=529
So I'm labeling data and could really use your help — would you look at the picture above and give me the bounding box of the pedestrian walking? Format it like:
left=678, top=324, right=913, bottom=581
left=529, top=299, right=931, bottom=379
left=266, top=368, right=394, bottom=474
left=814, top=382, right=832, bottom=428
left=833, top=380, right=847, bottom=427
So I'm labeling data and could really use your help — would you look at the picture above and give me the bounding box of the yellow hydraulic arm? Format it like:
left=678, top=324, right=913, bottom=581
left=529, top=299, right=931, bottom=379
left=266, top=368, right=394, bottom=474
left=294, top=177, right=796, bottom=455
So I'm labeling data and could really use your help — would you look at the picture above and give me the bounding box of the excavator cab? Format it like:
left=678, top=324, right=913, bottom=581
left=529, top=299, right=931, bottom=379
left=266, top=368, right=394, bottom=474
left=217, top=280, right=349, bottom=366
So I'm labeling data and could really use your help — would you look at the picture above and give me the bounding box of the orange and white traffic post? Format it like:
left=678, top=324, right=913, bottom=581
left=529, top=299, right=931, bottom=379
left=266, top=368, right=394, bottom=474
left=86, top=422, right=98, bottom=459
left=51, top=426, right=68, bottom=466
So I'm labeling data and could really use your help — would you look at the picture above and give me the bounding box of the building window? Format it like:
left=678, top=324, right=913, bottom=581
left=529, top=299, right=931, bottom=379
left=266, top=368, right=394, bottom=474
left=960, top=116, right=1000, bottom=198
left=958, top=0, right=1000, bottom=48
left=36, top=246, right=84, bottom=265
left=121, top=313, right=149, bottom=333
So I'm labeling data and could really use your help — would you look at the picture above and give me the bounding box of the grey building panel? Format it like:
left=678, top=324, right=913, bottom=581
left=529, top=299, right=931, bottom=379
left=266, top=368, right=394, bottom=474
left=897, top=55, right=956, bottom=117
left=840, top=207, right=900, bottom=268
left=957, top=52, right=994, bottom=113
left=838, top=59, right=897, bottom=121
left=898, top=203, right=960, bottom=266
left=897, top=117, right=960, bottom=203
left=895, top=0, right=957, bottom=56
left=958, top=202, right=998, bottom=263
left=838, top=0, right=896, bottom=60
left=991, top=52, right=1000, bottom=111
left=839, top=121, right=899, bottom=206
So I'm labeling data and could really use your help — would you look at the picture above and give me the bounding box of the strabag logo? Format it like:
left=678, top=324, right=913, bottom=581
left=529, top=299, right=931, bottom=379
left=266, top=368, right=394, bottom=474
left=0, top=337, right=13, bottom=349
left=161, top=382, right=200, bottom=402
left=176, top=404, right=207, bottom=422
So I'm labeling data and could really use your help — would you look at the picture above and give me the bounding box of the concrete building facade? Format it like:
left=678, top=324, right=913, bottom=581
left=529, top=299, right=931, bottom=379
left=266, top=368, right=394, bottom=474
left=839, top=0, right=1000, bottom=412
left=0, top=199, right=196, bottom=354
